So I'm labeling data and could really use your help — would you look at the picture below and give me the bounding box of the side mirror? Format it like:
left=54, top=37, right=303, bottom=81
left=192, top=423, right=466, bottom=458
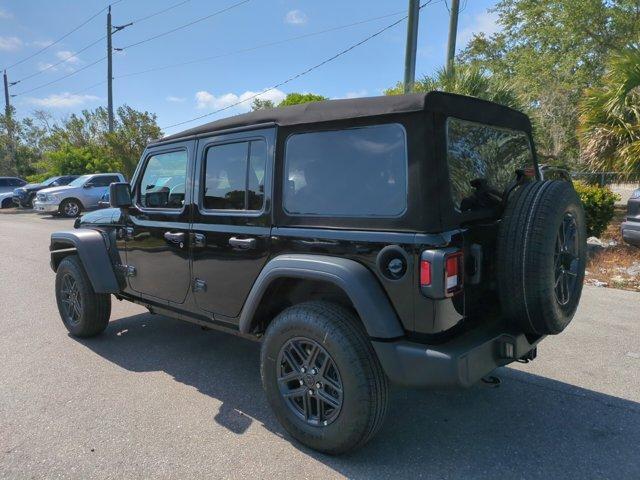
left=110, top=182, right=132, bottom=208
left=83, top=183, right=93, bottom=189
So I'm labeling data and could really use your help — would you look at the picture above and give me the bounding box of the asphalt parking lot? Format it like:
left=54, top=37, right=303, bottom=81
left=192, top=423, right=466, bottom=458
left=1, top=210, right=639, bottom=479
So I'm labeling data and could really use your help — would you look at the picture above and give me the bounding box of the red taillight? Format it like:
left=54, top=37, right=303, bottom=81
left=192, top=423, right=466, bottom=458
left=445, top=252, right=463, bottom=294
left=420, top=259, right=432, bottom=286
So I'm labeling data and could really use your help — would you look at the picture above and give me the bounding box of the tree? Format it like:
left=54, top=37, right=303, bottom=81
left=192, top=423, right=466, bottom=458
left=460, top=0, right=640, bottom=163
left=385, top=64, right=522, bottom=110
left=277, top=93, right=328, bottom=107
left=251, top=98, right=275, bottom=111
left=578, top=45, right=640, bottom=175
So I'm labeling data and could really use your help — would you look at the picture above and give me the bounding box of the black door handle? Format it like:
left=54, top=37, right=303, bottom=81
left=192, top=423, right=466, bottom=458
left=229, top=237, right=257, bottom=249
left=164, top=231, right=186, bottom=247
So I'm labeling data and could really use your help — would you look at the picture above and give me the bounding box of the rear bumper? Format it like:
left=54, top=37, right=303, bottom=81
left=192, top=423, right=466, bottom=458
left=621, top=220, right=640, bottom=247
left=372, top=326, right=543, bottom=388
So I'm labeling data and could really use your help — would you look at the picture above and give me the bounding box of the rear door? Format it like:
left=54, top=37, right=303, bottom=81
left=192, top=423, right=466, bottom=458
left=190, top=128, right=274, bottom=321
left=124, top=141, right=194, bottom=304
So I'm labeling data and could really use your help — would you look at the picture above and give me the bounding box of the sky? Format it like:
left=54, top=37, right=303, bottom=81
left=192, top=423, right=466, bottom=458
left=0, top=0, right=500, bottom=134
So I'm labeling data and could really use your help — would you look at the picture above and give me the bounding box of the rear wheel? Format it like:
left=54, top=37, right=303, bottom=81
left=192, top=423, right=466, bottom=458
left=55, top=255, right=111, bottom=337
left=497, top=180, right=586, bottom=335
left=59, top=199, right=82, bottom=218
left=1, top=198, right=13, bottom=209
left=261, top=301, right=389, bottom=454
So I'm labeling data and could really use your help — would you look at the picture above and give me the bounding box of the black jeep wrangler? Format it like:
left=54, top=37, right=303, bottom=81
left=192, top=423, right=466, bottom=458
left=50, top=92, right=587, bottom=454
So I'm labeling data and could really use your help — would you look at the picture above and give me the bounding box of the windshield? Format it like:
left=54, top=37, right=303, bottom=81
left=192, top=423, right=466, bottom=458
left=68, top=175, right=92, bottom=187
left=446, top=117, right=534, bottom=211
left=42, top=176, right=59, bottom=185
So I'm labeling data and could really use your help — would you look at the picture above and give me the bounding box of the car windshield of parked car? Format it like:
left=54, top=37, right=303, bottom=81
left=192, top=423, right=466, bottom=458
left=446, top=118, right=534, bottom=212
left=67, top=175, right=92, bottom=188
left=42, top=176, right=59, bottom=186
left=283, top=124, right=407, bottom=217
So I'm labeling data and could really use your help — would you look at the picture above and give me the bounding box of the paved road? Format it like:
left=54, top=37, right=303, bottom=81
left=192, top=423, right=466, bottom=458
left=1, top=210, right=639, bottom=479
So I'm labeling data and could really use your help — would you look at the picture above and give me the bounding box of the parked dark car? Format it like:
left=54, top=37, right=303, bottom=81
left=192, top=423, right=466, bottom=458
left=12, top=175, right=79, bottom=208
left=621, top=187, right=640, bottom=247
left=49, top=93, right=587, bottom=454
left=0, top=177, right=27, bottom=208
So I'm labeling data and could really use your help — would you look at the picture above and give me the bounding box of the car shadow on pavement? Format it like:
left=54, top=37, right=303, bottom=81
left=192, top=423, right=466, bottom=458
left=75, top=312, right=640, bottom=479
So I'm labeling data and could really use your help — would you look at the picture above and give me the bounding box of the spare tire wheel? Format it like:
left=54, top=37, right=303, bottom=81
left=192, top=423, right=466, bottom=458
left=497, top=180, right=586, bottom=335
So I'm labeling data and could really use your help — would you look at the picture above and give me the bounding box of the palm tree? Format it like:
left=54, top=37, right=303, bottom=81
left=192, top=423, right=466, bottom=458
left=579, top=45, right=640, bottom=175
left=385, top=64, right=522, bottom=110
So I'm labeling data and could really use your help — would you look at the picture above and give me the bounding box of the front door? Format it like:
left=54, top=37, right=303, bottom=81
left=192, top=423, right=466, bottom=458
left=81, top=174, right=121, bottom=208
left=191, top=128, right=274, bottom=320
left=124, top=140, right=194, bottom=304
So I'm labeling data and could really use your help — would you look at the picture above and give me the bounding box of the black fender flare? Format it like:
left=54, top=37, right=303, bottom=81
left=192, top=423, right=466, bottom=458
left=50, top=230, right=119, bottom=294
left=238, top=254, right=405, bottom=339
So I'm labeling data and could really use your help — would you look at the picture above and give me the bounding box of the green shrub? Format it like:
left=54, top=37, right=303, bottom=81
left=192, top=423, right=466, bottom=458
left=573, top=181, right=620, bottom=237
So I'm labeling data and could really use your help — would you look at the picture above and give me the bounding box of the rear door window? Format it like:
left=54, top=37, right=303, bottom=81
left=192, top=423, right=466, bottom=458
left=202, top=139, right=267, bottom=211
left=446, top=118, right=533, bottom=211
left=283, top=124, right=407, bottom=217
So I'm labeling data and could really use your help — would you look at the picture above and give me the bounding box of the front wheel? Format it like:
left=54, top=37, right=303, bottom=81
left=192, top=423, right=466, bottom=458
left=59, top=199, right=82, bottom=218
left=55, top=255, right=111, bottom=337
left=261, top=301, right=389, bottom=454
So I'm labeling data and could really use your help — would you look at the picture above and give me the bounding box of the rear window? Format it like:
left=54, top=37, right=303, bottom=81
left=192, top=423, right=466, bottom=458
left=283, top=124, right=407, bottom=217
left=446, top=118, right=533, bottom=211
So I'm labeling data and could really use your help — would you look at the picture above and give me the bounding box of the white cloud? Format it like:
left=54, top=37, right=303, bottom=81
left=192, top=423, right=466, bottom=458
left=344, top=89, right=368, bottom=99
left=0, top=36, right=23, bottom=51
left=195, top=88, right=287, bottom=111
left=285, top=9, right=307, bottom=25
left=0, top=8, right=13, bottom=19
left=31, top=40, right=53, bottom=48
left=459, top=10, right=501, bottom=47
left=166, top=95, right=186, bottom=103
left=26, top=92, right=99, bottom=108
left=56, top=50, right=80, bottom=64
left=37, top=62, right=57, bottom=72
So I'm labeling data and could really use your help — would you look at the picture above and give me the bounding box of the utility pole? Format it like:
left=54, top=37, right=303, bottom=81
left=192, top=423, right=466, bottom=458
left=445, top=0, right=460, bottom=74
left=106, top=6, right=132, bottom=133
left=3, top=70, right=15, bottom=172
left=107, top=5, right=114, bottom=132
left=403, top=0, right=420, bottom=94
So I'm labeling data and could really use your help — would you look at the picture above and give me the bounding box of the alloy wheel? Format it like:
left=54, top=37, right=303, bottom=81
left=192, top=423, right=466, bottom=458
left=61, top=273, right=82, bottom=325
left=64, top=201, right=79, bottom=217
left=554, top=212, right=579, bottom=306
left=276, top=337, right=343, bottom=427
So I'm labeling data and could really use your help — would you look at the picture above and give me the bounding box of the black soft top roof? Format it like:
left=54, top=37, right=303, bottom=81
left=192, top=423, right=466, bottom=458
left=157, top=91, right=532, bottom=144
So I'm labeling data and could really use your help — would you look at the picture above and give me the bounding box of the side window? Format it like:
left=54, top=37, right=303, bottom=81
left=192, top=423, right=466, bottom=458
left=91, top=175, right=119, bottom=187
left=0, top=179, right=7, bottom=187
left=283, top=124, right=408, bottom=217
left=203, top=139, right=267, bottom=211
left=138, top=150, right=189, bottom=209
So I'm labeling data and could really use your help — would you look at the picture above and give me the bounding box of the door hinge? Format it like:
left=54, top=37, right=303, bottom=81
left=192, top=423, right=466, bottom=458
left=193, top=278, right=207, bottom=292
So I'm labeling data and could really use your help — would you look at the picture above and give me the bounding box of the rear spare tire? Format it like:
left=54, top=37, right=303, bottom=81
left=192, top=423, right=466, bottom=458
left=497, top=180, right=586, bottom=335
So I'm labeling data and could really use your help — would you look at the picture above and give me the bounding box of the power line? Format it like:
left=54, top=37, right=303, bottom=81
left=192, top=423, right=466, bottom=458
left=13, top=57, right=106, bottom=97
left=117, top=9, right=408, bottom=79
left=162, top=0, right=438, bottom=131
left=117, top=0, right=251, bottom=51
left=4, top=0, right=122, bottom=71
left=126, top=0, right=191, bottom=25
left=13, top=35, right=106, bottom=85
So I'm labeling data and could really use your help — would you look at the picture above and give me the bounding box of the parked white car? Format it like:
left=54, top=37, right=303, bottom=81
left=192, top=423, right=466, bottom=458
left=34, top=173, right=125, bottom=217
